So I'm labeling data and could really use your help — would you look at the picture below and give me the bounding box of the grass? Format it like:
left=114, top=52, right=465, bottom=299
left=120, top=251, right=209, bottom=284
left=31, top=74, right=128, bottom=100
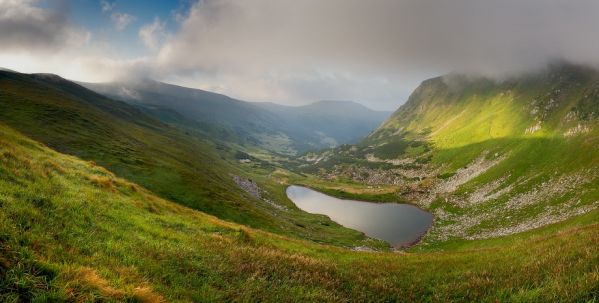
left=0, top=64, right=598, bottom=301
left=293, top=63, right=599, bottom=246
left=0, top=70, right=375, bottom=248
left=291, top=174, right=404, bottom=203
left=0, top=123, right=597, bottom=302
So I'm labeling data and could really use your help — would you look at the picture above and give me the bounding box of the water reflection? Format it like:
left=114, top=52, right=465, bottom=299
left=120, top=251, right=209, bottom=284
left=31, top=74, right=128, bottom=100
left=287, top=186, right=433, bottom=246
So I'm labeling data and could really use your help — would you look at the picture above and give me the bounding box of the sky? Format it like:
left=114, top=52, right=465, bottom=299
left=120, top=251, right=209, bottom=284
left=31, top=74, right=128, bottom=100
left=2, top=0, right=599, bottom=110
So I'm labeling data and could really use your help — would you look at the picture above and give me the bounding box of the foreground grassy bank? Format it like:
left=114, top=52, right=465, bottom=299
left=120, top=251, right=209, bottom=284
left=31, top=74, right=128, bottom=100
left=1, top=123, right=597, bottom=302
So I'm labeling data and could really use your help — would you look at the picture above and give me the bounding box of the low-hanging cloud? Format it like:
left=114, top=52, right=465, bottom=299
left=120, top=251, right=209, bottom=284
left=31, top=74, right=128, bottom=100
left=4, top=0, right=599, bottom=109
left=158, top=0, right=599, bottom=76
left=147, top=0, right=599, bottom=107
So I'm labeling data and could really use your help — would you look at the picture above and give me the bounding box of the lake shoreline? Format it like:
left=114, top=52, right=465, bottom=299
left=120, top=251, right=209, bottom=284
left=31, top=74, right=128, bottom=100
left=296, top=183, right=430, bottom=212
left=287, top=185, right=434, bottom=249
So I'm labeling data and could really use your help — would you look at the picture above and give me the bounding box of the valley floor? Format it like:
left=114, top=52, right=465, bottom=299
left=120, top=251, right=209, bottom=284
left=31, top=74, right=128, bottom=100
left=292, top=136, right=599, bottom=249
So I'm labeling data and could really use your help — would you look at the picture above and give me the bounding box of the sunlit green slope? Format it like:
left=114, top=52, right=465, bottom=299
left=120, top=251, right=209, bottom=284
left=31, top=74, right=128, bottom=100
left=372, top=62, right=599, bottom=151
left=299, top=63, right=599, bottom=244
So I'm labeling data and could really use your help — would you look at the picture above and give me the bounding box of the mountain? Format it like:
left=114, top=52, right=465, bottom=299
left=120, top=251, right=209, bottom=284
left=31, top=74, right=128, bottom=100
left=0, top=99, right=596, bottom=302
left=82, top=80, right=390, bottom=155
left=255, top=100, right=391, bottom=146
left=299, top=62, right=599, bottom=243
left=0, top=70, right=372, bottom=246
left=0, top=67, right=597, bottom=301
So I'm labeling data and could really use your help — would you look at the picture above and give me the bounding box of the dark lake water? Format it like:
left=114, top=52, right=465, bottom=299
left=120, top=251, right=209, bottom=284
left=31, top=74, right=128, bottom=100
left=286, top=186, right=433, bottom=246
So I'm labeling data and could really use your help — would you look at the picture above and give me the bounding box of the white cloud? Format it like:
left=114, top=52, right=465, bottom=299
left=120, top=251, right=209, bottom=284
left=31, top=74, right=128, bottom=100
left=100, top=0, right=114, bottom=13
left=8, top=0, right=599, bottom=109
left=139, top=17, right=167, bottom=50
left=111, top=12, right=136, bottom=31
left=0, top=0, right=143, bottom=83
left=148, top=0, right=599, bottom=108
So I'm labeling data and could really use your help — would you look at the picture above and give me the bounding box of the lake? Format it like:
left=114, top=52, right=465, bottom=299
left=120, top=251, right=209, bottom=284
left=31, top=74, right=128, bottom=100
left=286, top=185, right=433, bottom=247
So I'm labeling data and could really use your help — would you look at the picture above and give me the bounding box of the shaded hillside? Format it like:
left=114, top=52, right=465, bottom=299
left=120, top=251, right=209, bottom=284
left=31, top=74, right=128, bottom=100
left=0, top=70, right=374, bottom=246
left=83, top=80, right=389, bottom=154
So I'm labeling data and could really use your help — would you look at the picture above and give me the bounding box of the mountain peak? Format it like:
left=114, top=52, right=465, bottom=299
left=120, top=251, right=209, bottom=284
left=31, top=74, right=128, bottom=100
left=31, top=73, right=66, bottom=82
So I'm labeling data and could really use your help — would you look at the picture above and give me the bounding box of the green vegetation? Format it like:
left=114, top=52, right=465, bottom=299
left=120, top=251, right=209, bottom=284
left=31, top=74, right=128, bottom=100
left=291, top=175, right=405, bottom=203
left=373, top=140, right=410, bottom=159
left=0, top=123, right=597, bottom=302
left=0, top=71, right=373, bottom=248
left=1, top=64, right=598, bottom=301
left=295, top=64, right=599, bottom=246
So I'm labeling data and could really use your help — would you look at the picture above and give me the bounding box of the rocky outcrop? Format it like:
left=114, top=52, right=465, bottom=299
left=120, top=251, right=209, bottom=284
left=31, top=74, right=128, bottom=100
left=231, top=175, right=288, bottom=211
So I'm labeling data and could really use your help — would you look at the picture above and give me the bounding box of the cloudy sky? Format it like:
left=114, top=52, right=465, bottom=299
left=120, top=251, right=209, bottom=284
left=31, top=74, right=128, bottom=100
left=2, top=0, right=599, bottom=110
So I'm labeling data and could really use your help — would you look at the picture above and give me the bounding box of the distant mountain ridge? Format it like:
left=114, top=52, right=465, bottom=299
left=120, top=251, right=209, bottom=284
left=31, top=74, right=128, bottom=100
left=82, top=79, right=390, bottom=154
left=254, top=100, right=391, bottom=147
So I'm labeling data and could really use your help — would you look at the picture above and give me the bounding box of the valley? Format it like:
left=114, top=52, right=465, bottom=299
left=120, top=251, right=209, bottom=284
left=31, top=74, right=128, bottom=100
left=3, top=2, right=599, bottom=302
left=0, top=114, right=597, bottom=302
left=0, top=70, right=378, bottom=248
left=81, top=79, right=391, bottom=156
left=0, top=63, right=598, bottom=301
left=292, top=63, right=599, bottom=246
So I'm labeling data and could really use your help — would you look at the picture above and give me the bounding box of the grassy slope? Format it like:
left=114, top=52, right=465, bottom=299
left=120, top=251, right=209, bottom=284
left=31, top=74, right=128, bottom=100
left=296, top=63, right=599, bottom=244
left=1, top=123, right=597, bottom=302
left=372, top=63, right=599, bottom=160
left=377, top=65, right=599, bottom=238
left=0, top=71, right=373, bottom=248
